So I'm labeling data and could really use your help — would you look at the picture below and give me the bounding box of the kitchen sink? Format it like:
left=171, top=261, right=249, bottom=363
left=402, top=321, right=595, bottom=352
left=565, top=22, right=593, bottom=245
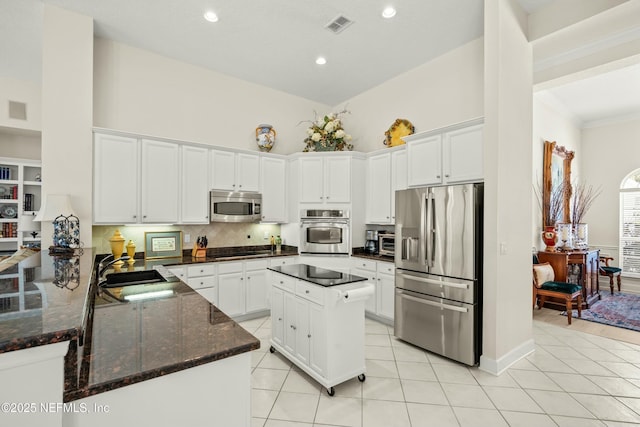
left=102, top=269, right=167, bottom=288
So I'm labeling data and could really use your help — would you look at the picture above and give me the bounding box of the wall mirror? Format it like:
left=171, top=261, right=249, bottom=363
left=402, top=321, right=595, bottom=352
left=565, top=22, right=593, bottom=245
left=542, top=140, right=574, bottom=227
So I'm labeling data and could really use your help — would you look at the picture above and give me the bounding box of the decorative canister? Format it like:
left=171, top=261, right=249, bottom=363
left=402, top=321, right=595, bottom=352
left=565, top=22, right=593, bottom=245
left=109, top=229, right=126, bottom=268
left=541, top=226, right=557, bottom=251
left=126, top=240, right=136, bottom=265
left=256, top=124, right=276, bottom=152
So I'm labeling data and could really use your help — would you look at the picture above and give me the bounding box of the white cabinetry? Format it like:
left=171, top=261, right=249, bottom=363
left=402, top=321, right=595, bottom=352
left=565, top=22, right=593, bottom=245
left=217, top=262, right=245, bottom=317
left=405, top=120, right=483, bottom=187
left=94, top=133, right=179, bottom=224
left=365, top=147, right=407, bottom=224
left=351, top=258, right=394, bottom=324
left=211, top=150, right=260, bottom=192
left=260, top=156, right=287, bottom=223
left=299, top=156, right=350, bottom=204
left=270, top=271, right=369, bottom=394
left=181, top=145, right=210, bottom=224
left=185, top=263, right=217, bottom=304
left=245, top=259, right=270, bottom=313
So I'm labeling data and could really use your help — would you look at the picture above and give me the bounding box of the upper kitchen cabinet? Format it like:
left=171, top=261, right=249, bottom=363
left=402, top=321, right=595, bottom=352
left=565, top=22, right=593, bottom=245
left=260, top=155, right=287, bottom=223
left=210, top=150, right=260, bottom=193
left=94, top=133, right=179, bottom=224
left=299, top=155, right=351, bottom=204
left=94, top=133, right=139, bottom=224
left=405, top=119, right=483, bottom=187
left=365, top=147, right=407, bottom=224
left=181, top=145, right=209, bottom=224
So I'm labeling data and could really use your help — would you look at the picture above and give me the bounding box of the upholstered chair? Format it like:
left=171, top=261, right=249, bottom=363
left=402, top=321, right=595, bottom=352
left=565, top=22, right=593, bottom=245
left=600, top=256, right=622, bottom=294
left=532, top=259, right=583, bottom=325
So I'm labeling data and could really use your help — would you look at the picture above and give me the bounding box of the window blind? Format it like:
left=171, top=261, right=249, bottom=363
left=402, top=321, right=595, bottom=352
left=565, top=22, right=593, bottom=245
left=621, top=190, right=640, bottom=277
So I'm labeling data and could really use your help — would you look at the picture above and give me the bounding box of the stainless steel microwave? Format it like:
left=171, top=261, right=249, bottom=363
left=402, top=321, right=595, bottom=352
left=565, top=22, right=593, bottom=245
left=210, top=190, right=261, bottom=223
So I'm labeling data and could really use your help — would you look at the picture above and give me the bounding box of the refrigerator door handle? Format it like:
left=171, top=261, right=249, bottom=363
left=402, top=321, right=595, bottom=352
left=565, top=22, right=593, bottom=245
left=430, top=194, right=436, bottom=267
left=399, top=292, right=469, bottom=313
left=399, top=273, right=469, bottom=290
left=425, top=192, right=432, bottom=267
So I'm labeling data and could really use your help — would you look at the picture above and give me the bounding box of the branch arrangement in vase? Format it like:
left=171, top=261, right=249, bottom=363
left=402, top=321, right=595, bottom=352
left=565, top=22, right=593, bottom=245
left=570, top=181, right=602, bottom=225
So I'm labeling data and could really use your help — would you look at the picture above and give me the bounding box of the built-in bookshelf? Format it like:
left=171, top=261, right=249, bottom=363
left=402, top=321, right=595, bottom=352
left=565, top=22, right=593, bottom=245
left=0, top=157, right=41, bottom=253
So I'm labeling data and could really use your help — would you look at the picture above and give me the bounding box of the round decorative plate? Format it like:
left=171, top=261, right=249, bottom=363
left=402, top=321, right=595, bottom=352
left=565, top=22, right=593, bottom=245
left=384, top=118, right=415, bottom=147
left=0, top=205, right=17, bottom=218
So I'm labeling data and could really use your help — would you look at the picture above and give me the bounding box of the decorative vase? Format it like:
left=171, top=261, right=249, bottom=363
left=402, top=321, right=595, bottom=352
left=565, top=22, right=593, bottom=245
left=255, top=124, right=276, bottom=152
left=126, top=240, right=136, bottom=265
left=541, top=226, right=557, bottom=251
left=109, top=229, right=125, bottom=269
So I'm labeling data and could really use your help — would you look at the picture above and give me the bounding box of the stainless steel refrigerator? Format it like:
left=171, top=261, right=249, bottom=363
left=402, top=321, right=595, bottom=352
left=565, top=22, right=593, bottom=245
left=394, top=183, right=483, bottom=366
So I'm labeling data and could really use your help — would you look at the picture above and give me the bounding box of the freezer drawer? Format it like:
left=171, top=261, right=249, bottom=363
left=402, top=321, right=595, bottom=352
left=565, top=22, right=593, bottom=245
left=394, top=288, right=478, bottom=366
left=396, top=269, right=477, bottom=305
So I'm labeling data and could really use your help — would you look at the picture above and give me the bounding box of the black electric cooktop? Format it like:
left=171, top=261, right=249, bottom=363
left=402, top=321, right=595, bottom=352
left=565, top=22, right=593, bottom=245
left=269, top=264, right=368, bottom=287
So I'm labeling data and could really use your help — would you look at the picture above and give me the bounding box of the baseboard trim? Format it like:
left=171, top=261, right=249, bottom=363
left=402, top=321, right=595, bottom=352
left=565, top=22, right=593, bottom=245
left=478, top=338, right=535, bottom=376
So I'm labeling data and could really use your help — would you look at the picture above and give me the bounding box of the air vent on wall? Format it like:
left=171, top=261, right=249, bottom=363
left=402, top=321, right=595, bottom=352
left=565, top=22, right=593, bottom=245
left=8, top=101, right=27, bottom=121
left=325, top=15, right=354, bottom=34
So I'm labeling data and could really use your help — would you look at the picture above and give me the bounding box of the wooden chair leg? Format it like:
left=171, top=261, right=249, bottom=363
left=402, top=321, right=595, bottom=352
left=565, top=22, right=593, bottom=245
left=609, top=274, right=614, bottom=294
left=576, top=295, right=582, bottom=319
left=539, top=295, right=546, bottom=309
left=617, top=274, right=622, bottom=292
left=565, top=297, right=572, bottom=325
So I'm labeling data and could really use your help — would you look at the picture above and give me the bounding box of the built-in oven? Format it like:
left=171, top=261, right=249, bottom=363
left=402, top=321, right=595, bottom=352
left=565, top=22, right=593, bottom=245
left=300, top=209, right=350, bottom=255
left=210, top=190, right=261, bottom=223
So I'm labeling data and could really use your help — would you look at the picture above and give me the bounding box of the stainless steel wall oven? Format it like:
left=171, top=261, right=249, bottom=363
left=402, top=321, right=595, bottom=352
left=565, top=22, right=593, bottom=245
left=300, top=209, right=350, bottom=255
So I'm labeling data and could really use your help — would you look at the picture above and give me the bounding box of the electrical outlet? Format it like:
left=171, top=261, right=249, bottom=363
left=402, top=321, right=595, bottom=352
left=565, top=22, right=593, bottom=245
left=184, top=234, right=190, bottom=243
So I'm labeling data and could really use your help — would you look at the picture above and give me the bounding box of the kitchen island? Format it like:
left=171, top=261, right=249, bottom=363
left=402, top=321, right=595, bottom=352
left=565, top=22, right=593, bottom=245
left=268, top=264, right=373, bottom=395
left=1, top=248, right=299, bottom=427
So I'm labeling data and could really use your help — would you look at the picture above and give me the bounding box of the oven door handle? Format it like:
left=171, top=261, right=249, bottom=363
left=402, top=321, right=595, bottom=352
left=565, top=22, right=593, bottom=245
left=399, top=274, right=469, bottom=290
left=398, top=291, right=468, bottom=313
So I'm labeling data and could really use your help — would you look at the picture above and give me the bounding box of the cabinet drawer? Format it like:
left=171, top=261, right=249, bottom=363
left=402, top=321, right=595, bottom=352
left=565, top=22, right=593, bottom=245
left=270, top=256, right=298, bottom=267
left=217, top=261, right=243, bottom=274
left=353, top=258, right=376, bottom=272
left=188, top=276, right=216, bottom=290
left=168, top=267, right=186, bottom=282
left=377, top=262, right=395, bottom=275
left=296, top=280, right=324, bottom=306
left=187, top=263, right=216, bottom=278
left=245, top=259, right=268, bottom=271
left=273, top=274, right=295, bottom=291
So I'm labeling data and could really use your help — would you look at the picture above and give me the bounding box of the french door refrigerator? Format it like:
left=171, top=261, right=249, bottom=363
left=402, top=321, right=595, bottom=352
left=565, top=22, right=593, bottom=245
left=394, top=183, right=483, bottom=366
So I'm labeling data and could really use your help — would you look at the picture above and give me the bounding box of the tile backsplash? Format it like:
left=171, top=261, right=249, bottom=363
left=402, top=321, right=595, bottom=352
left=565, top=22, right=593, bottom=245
left=92, top=223, right=282, bottom=255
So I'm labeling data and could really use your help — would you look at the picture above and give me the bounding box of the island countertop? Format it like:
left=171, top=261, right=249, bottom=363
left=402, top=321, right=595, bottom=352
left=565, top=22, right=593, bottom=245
left=269, top=263, right=368, bottom=287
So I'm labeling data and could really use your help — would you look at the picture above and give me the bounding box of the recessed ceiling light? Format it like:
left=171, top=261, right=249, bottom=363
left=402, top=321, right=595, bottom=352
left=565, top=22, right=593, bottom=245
left=315, top=57, right=327, bottom=65
left=382, top=6, right=396, bottom=19
left=204, top=11, right=219, bottom=22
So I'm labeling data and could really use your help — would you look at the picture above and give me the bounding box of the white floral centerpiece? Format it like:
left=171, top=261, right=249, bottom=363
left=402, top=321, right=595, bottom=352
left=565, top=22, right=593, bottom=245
left=302, top=109, right=353, bottom=152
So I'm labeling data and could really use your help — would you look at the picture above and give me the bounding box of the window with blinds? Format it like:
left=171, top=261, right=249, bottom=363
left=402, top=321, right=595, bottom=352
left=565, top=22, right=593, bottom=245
left=620, top=171, right=640, bottom=278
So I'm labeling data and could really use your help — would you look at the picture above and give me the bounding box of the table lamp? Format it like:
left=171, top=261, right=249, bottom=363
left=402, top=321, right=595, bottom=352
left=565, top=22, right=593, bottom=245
left=19, top=214, right=41, bottom=240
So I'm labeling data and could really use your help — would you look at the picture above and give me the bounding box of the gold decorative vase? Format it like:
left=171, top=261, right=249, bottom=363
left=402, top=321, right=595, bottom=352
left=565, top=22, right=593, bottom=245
left=109, top=229, right=125, bottom=268
left=126, top=240, right=136, bottom=265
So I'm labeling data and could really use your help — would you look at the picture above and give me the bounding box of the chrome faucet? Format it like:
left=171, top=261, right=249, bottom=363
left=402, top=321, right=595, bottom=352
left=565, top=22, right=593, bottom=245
left=97, top=254, right=131, bottom=280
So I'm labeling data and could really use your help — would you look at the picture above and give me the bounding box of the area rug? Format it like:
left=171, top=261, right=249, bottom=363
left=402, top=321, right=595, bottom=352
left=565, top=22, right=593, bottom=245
left=562, top=292, right=640, bottom=332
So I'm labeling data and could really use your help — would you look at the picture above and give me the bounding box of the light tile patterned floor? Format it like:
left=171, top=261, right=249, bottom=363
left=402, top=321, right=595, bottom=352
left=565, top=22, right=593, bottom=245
left=239, top=315, right=640, bottom=427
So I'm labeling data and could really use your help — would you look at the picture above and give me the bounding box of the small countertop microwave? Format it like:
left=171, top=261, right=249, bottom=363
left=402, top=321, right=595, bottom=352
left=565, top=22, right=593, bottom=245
left=210, top=190, right=261, bottom=223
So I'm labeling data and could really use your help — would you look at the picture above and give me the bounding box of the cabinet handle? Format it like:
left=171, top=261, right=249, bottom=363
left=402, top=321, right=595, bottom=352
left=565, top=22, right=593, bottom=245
left=307, top=334, right=311, bottom=338
left=278, top=317, right=282, bottom=321
left=305, top=290, right=310, bottom=294
left=232, top=184, right=236, bottom=187
left=326, top=196, right=329, bottom=200
left=262, top=215, right=265, bottom=219
left=143, top=215, right=147, bottom=218
left=239, top=184, right=242, bottom=188
left=240, top=277, right=243, bottom=281
left=133, top=215, right=137, bottom=219
left=200, top=269, right=204, bottom=273
left=445, top=174, right=449, bottom=178
left=320, top=196, right=323, bottom=200
left=362, top=263, right=366, bottom=267
left=279, top=280, right=284, bottom=284
left=436, top=175, right=441, bottom=179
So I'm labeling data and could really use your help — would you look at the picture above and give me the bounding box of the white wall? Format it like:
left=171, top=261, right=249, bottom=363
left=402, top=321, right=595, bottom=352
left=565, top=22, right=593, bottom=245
left=0, top=131, right=41, bottom=160
left=93, top=38, right=329, bottom=155
left=531, top=94, right=582, bottom=249
left=0, top=76, right=41, bottom=132
left=339, top=38, right=484, bottom=153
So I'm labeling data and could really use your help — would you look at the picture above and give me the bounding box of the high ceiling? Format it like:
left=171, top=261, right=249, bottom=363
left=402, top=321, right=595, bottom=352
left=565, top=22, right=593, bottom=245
left=1, top=0, right=638, bottom=124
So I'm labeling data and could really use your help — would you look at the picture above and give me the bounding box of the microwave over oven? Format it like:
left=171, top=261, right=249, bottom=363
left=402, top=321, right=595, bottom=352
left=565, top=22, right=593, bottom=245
left=210, top=190, right=261, bottom=223
left=300, top=209, right=350, bottom=255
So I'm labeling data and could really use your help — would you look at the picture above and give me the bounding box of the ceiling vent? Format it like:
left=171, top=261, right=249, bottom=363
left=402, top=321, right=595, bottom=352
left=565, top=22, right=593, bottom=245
left=325, top=15, right=354, bottom=34
left=8, top=101, right=27, bottom=121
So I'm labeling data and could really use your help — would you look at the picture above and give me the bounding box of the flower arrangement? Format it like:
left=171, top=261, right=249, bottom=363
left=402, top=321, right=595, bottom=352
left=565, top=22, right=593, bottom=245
left=302, top=109, right=353, bottom=152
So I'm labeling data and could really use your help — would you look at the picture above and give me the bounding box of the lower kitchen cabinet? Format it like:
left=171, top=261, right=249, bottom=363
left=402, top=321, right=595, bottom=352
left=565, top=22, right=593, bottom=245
left=217, top=263, right=245, bottom=318
left=351, top=258, right=394, bottom=324
left=270, top=271, right=369, bottom=394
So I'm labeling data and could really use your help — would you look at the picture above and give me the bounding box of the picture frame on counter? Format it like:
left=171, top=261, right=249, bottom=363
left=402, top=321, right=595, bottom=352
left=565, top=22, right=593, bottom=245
left=144, top=230, right=183, bottom=259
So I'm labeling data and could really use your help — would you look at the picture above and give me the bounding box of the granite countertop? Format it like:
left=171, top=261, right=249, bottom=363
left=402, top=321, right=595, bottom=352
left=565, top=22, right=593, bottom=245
left=351, top=248, right=395, bottom=263
left=269, top=264, right=368, bottom=287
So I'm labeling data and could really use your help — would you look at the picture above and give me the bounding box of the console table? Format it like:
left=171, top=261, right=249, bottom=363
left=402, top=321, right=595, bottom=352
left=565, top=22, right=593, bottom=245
left=537, top=249, right=601, bottom=309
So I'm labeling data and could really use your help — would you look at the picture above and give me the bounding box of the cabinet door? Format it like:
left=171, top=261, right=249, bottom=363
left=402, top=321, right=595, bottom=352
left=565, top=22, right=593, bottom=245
left=407, top=135, right=442, bottom=187
left=271, top=286, right=285, bottom=347
left=196, top=286, right=218, bottom=304
left=377, top=272, right=395, bottom=320
left=181, top=145, right=210, bottom=223
left=391, top=150, right=407, bottom=223
left=308, top=302, right=326, bottom=376
left=217, top=272, right=245, bottom=317
left=443, top=124, right=483, bottom=183
left=246, top=269, right=269, bottom=313
left=352, top=268, right=376, bottom=314
left=299, top=157, right=324, bottom=203
left=94, top=134, right=139, bottom=224
left=366, top=153, right=392, bottom=224
left=141, top=298, right=179, bottom=369
left=237, top=153, right=260, bottom=192
left=260, top=156, right=287, bottom=222
left=141, top=139, right=179, bottom=223
left=283, top=291, right=297, bottom=354
left=294, top=297, right=310, bottom=365
left=211, top=150, right=237, bottom=191
left=324, top=156, right=351, bottom=203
